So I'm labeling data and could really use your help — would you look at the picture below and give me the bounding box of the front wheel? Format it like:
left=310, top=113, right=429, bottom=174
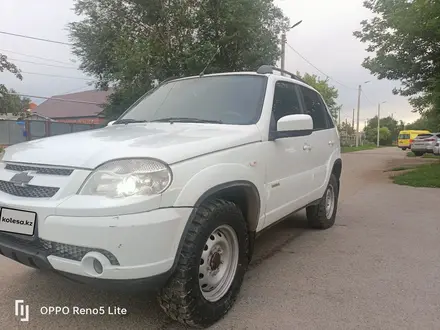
left=402, top=147, right=407, bottom=151
left=306, top=174, right=339, bottom=229
left=413, top=151, right=424, bottom=156
left=158, top=199, right=249, bottom=328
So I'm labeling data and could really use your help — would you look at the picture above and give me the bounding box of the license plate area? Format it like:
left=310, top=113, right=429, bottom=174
left=0, top=207, right=36, bottom=236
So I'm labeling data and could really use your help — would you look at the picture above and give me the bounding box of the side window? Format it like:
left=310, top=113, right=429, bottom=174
left=300, top=86, right=330, bottom=130
left=272, top=81, right=302, bottom=125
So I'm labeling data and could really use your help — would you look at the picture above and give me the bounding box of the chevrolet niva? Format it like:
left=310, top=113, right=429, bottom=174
left=0, top=65, right=341, bottom=328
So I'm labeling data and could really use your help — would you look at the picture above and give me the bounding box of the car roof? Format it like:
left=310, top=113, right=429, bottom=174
left=168, top=71, right=320, bottom=95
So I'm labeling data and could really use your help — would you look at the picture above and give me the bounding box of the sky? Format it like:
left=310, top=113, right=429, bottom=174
left=0, top=0, right=420, bottom=127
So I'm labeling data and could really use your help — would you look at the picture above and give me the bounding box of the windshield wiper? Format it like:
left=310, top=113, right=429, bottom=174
left=150, top=117, right=223, bottom=124
left=113, top=119, right=149, bottom=125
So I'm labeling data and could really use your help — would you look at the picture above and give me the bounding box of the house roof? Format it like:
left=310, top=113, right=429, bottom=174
left=34, top=89, right=113, bottom=119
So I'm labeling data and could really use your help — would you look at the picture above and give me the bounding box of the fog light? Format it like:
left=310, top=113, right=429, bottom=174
left=93, top=259, right=103, bottom=274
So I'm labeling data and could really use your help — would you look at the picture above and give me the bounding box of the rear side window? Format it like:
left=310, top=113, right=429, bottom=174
left=399, top=134, right=410, bottom=139
left=416, top=134, right=433, bottom=138
left=299, top=86, right=332, bottom=130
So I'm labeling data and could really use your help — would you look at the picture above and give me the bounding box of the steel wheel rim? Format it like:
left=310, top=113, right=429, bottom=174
left=199, top=224, right=239, bottom=302
left=325, top=185, right=335, bottom=219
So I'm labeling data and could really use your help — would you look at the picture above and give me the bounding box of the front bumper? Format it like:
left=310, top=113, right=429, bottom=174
left=0, top=206, right=192, bottom=291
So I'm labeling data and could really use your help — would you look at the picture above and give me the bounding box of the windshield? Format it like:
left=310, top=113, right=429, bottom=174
left=117, top=75, right=267, bottom=125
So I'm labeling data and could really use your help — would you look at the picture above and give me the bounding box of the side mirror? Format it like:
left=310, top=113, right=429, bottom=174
left=271, top=114, right=313, bottom=139
left=107, top=120, right=116, bottom=126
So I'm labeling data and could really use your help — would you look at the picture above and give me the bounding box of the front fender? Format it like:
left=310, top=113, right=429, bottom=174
left=173, top=163, right=266, bottom=216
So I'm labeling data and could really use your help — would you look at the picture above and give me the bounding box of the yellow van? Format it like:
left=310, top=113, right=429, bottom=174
left=398, top=130, right=431, bottom=150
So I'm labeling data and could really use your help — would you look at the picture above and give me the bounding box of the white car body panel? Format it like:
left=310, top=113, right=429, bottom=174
left=0, top=71, right=341, bottom=283
left=3, top=123, right=261, bottom=168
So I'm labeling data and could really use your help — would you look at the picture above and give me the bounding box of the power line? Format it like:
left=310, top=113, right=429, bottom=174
left=0, top=48, right=76, bottom=66
left=60, top=85, right=94, bottom=94
left=8, top=92, right=103, bottom=105
left=361, top=90, right=375, bottom=106
left=0, top=30, right=72, bottom=46
left=20, top=71, right=94, bottom=81
left=8, top=58, right=79, bottom=70
left=286, top=42, right=357, bottom=90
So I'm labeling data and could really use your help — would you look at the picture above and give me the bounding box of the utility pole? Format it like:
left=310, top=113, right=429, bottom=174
left=377, top=101, right=386, bottom=147
left=281, top=33, right=286, bottom=73
left=338, top=108, right=341, bottom=127
left=355, top=81, right=371, bottom=147
left=377, top=103, right=381, bottom=147
left=356, top=85, right=362, bottom=147
left=352, top=109, right=355, bottom=129
left=280, top=20, right=302, bottom=75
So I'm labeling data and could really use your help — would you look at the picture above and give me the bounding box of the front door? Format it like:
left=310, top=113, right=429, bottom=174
left=263, top=80, right=314, bottom=228
left=298, top=86, right=337, bottom=195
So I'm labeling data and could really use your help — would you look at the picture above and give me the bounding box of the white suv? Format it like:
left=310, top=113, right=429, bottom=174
left=0, top=66, right=341, bottom=328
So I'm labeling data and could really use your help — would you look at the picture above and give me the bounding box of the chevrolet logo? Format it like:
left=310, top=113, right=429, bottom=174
left=10, top=171, right=36, bottom=187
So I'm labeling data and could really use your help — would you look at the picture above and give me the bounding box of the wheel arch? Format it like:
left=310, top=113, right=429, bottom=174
left=193, top=180, right=261, bottom=233
left=169, top=181, right=261, bottom=274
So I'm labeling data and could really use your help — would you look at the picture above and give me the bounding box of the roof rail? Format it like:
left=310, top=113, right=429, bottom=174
left=256, top=65, right=306, bottom=83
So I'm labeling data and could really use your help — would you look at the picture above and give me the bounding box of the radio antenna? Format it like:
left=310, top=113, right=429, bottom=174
left=199, top=46, right=221, bottom=77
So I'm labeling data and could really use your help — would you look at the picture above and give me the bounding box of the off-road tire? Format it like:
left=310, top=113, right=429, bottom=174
left=157, top=199, right=249, bottom=328
left=306, top=174, right=339, bottom=229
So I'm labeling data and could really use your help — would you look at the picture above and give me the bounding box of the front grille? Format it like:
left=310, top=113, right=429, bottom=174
left=0, top=180, right=59, bottom=198
left=5, top=164, right=73, bottom=176
left=0, top=233, right=120, bottom=266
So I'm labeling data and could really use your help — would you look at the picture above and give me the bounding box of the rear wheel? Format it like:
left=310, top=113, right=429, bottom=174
left=306, top=174, right=339, bottom=229
left=402, top=147, right=407, bottom=151
left=158, top=199, right=249, bottom=328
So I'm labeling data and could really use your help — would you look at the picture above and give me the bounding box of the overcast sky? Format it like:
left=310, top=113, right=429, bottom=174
left=0, top=0, right=419, bottom=126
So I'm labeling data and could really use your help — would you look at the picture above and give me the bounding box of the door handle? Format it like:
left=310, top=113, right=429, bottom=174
left=303, top=144, right=312, bottom=151
left=328, top=141, right=334, bottom=146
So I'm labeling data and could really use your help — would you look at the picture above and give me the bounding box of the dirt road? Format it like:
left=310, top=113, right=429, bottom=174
left=1, top=147, right=440, bottom=329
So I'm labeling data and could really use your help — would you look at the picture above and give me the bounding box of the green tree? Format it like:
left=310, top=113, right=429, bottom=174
left=405, top=109, right=440, bottom=131
left=0, top=53, right=23, bottom=113
left=363, top=116, right=397, bottom=145
left=296, top=72, right=342, bottom=120
left=0, top=88, right=31, bottom=115
left=339, top=121, right=355, bottom=135
left=354, top=0, right=440, bottom=117
left=68, top=0, right=289, bottom=119
left=364, top=125, right=391, bottom=146
left=364, top=115, right=400, bottom=143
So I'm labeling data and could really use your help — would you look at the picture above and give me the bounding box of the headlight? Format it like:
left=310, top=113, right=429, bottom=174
left=78, top=159, right=172, bottom=198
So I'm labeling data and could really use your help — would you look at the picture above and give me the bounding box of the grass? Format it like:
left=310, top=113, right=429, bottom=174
left=341, top=145, right=376, bottom=153
left=422, top=153, right=439, bottom=159
left=406, top=151, right=439, bottom=158
left=393, top=163, right=440, bottom=188
left=389, top=166, right=415, bottom=172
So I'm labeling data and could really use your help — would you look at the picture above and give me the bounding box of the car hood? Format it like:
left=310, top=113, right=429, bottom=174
left=2, top=123, right=261, bottom=168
